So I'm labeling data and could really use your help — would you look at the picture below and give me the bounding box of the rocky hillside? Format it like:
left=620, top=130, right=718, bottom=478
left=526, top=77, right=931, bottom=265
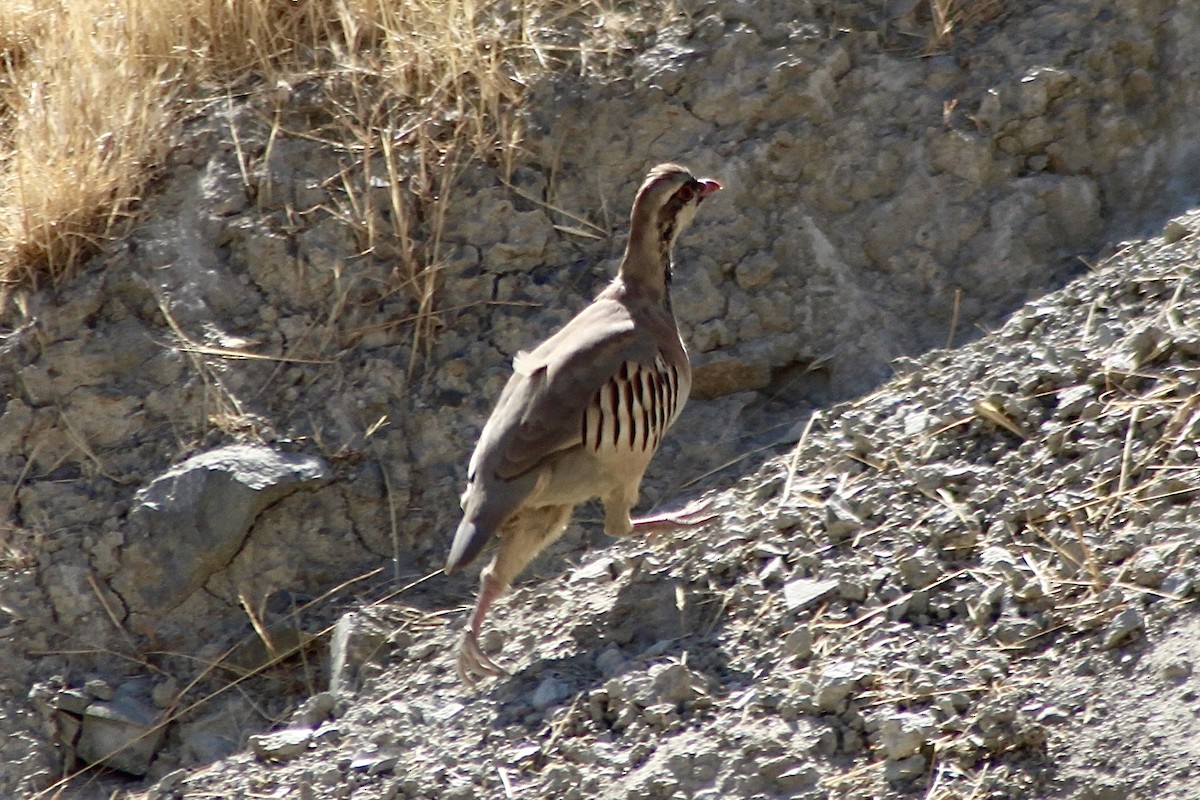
left=175, top=210, right=1200, bottom=800
left=2, top=0, right=1200, bottom=798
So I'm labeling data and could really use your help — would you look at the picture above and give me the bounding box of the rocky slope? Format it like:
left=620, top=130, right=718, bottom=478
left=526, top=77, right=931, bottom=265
left=2, top=0, right=1200, bottom=798
left=146, top=206, right=1200, bottom=800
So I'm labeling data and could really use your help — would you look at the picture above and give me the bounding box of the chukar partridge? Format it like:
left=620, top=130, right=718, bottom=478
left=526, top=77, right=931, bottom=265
left=445, top=163, right=721, bottom=685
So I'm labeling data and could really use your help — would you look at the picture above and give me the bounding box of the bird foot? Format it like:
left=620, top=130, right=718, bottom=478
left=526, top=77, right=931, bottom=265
left=630, top=497, right=719, bottom=534
left=456, top=630, right=508, bottom=687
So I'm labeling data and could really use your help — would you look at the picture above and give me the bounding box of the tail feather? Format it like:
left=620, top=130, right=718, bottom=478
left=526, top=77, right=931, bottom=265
left=445, top=517, right=492, bottom=573
left=448, top=464, right=538, bottom=574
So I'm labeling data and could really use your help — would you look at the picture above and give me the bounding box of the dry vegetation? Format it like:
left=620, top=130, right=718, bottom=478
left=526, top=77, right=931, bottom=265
left=925, top=0, right=1004, bottom=52
left=0, top=0, right=673, bottom=309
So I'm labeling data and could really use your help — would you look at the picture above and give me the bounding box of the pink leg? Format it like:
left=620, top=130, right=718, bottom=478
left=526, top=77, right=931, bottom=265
left=629, top=496, right=718, bottom=534
left=457, top=567, right=507, bottom=686
left=455, top=504, right=573, bottom=687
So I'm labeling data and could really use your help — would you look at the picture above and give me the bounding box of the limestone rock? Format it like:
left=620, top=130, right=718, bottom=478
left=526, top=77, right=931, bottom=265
left=75, top=683, right=166, bottom=777
left=249, top=728, right=314, bottom=762
left=114, top=445, right=330, bottom=620
left=329, top=612, right=397, bottom=696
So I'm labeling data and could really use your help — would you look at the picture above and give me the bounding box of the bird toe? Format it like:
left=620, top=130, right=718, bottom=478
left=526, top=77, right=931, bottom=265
left=672, top=497, right=720, bottom=526
left=457, top=631, right=507, bottom=686
left=631, top=496, right=719, bottom=533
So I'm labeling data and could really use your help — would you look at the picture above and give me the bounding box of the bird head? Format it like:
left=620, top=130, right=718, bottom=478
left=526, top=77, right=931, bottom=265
left=623, top=163, right=721, bottom=293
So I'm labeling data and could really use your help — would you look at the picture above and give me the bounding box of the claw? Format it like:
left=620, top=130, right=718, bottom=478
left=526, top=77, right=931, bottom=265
left=456, top=630, right=507, bottom=687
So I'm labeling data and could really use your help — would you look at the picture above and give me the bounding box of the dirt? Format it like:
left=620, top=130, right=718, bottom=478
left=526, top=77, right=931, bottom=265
left=3, top=0, right=1200, bottom=798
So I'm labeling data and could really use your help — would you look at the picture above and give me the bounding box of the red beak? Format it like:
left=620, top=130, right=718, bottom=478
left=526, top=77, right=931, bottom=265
left=698, top=179, right=722, bottom=199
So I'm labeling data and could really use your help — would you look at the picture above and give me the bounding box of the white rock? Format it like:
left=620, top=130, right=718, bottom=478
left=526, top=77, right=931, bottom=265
left=249, top=728, right=313, bottom=762
left=532, top=676, right=569, bottom=709
left=877, top=712, right=936, bottom=761
left=783, top=577, right=839, bottom=611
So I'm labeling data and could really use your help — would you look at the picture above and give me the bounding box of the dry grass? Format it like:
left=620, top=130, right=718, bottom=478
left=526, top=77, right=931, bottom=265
left=0, top=0, right=674, bottom=308
left=0, top=1, right=173, bottom=292
left=925, top=0, right=1004, bottom=52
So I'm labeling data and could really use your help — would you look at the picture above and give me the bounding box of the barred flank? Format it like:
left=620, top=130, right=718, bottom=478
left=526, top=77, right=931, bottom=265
left=584, top=355, right=681, bottom=455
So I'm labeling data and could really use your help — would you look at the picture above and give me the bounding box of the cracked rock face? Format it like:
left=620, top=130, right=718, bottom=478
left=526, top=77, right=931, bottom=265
left=114, top=445, right=330, bottom=628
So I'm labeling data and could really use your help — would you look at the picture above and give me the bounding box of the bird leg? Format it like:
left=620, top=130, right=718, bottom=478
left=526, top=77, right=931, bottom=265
left=629, top=496, right=718, bottom=534
left=604, top=494, right=718, bottom=539
left=456, top=505, right=574, bottom=686
left=457, top=566, right=507, bottom=686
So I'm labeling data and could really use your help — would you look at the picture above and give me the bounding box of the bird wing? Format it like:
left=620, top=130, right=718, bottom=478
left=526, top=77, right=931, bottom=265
left=446, top=297, right=662, bottom=572
left=486, top=296, right=662, bottom=480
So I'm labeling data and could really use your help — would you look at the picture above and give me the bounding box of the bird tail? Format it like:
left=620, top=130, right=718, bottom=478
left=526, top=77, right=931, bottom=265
left=445, top=516, right=492, bottom=574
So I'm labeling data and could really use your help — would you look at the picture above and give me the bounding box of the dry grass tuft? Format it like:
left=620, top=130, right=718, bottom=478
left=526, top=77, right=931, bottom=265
left=925, top=0, right=1004, bottom=52
left=0, top=0, right=674, bottom=308
left=0, top=1, right=174, bottom=290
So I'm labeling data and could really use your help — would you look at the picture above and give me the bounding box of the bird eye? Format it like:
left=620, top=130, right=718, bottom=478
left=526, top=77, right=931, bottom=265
left=674, top=183, right=696, bottom=203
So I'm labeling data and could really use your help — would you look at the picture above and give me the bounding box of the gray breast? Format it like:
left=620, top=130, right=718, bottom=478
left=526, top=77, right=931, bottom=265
left=581, top=355, right=684, bottom=456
